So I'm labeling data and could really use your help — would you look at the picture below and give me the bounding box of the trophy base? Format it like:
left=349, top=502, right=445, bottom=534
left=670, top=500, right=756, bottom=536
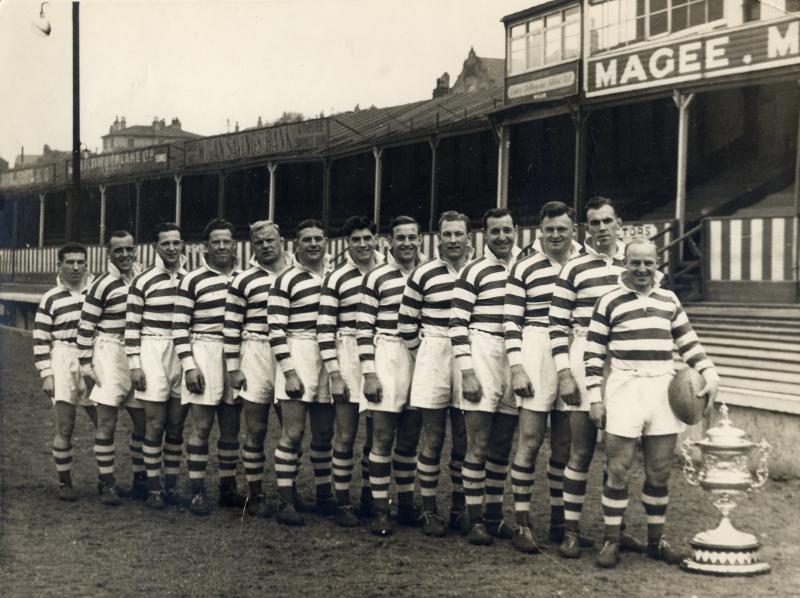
left=681, top=517, right=770, bottom=576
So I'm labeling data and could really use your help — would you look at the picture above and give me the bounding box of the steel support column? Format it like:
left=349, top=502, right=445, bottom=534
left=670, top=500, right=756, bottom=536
left=673, top=90, right=695, bottom=260
left=429, top=137, right=440, bottom=232
left=99, top=185, right=107, bottom=246
left=218, top=171, right=226, bottom=218
left=133, top=181, right=141, bottom=242
left=372, top=147, right=383, bottom=228
left=571, top=109, right=589, bottom=218
left=495, top=125, right=509, bottom=209
left=267, top=162, right=278, bottom=221
left=793, top=81, right=800, bottom=301
left=322, top=159, right=332, bottom=231
left=38, top=193, right=46, bottom=249
left=174, top=174, right=183, bottom=227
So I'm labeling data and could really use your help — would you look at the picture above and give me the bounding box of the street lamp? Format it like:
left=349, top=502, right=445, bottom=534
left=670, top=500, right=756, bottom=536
left=34, top=1, right=81, bottom=242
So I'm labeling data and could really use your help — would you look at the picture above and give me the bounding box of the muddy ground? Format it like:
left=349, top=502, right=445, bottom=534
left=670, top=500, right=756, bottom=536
left=1, top=327, right=797, bottom=597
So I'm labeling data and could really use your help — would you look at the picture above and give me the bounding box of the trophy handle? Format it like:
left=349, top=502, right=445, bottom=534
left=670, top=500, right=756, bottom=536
left=751, top=439, right=771, bottom=490
left=680, top=438, right=700, bottom=487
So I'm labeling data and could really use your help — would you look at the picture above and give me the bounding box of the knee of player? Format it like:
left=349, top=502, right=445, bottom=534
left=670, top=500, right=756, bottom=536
left=419, top=431, right=445, bottom=458
left=606, top=458, right=632, bottom=487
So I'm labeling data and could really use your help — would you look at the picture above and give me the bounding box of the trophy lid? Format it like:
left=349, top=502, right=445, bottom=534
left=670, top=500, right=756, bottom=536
left=697, top=404, right=755, bottom=449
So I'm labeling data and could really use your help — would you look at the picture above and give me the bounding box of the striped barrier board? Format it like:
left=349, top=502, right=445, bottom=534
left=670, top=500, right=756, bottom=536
left=704, top=216, right=798, bottom=303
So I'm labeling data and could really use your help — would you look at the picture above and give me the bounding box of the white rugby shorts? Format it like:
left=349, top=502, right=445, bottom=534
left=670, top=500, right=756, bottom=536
left=604, top=369, right=684, bottom=438
left=181, top=335, right=236, bottom=407
left=275, top=334, right=331, bottom=404
left=238, top=335, right=277, bottom=404
left=459, top=330, right=516, bottom=416
left=516, top=326, right=565, bottom=412
left=410, top=333, right=459, bottom=410
left=51, top=342, right=93, bottom=406
left=364, top=334, right=413, bottom=414
left=335, top=331, right=364, bottom=405
left=136, top=336, right=182, bottom=403
left=90, top=334, right=142, bottom=408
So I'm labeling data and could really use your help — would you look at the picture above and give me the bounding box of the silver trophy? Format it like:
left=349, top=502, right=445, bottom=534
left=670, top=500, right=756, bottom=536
left=680, top=403, right=771, bottom=576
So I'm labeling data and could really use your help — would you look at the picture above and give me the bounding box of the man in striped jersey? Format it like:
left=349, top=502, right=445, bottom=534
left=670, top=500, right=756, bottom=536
left=269, top=219, right=335, bottom=526
left=548, top=196, right=644, bottom=558
left=586, top=239, right=719, bottom=568
left=504, top=201, right=582, bottom=554
left=450, top=207, right=521, bottom=546
left=78, top=230, right=147, bottom=506
left=358, top=215, right=423, bottom=537
left=399, top=210, right=471, bottom=538
left=224, top=220, right=292, bottom=518
left=174, top=218, right=245, bottom=516
left=126, top=222, right=189, bottom=510
left=34, top=242, right=97, bottom=501
left=317, top=215, right=381, bottom=528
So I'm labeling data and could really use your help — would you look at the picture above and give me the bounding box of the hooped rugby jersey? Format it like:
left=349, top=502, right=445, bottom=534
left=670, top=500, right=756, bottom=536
left=33, top=273, right=93, bottom=378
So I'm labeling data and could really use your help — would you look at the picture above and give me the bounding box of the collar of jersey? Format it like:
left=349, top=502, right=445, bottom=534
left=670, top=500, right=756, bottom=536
left=293, top=253, right=333, bottom=276
left=583, top=238, right=625, bottom=262
left=56, top=272, right=94, bottom=293
left=107, top=259, right=141, bottom=282
left=616, top=270, right=665, bottom=295
left=531, top=238, right=582, bottom=263
left=386, top=249, right=425, bottom=271
left=483, top=243, right=521, bottom=266
left=155, top=252, right=187, bottom=275
left=249, top=252, right=293, bottom=275
left=201, top=255, right=237, bottom=276
left=345, top=249, right=384, bottom=274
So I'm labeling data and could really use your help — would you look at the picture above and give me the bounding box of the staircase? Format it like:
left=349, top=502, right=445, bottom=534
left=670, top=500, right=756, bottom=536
left=655, top=222, right=703, bottom=302
left=684, top=303, right=800, bottom=414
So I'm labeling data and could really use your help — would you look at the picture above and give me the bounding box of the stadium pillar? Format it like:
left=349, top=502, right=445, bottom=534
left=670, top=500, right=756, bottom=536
left=67, top=0, right=81, bottom=243
left=372, top=147, right=383, bottom=228
left=793, top=84, right=800, bottom=301
left=174, top=175, right=182, bottom=227
left=267, top=162, right=278, bottom=222
left=38, top=193, right=46, bottom=249
left=571, top=108, right=589, bottom=217
left=218, top=171, right=226, bottom=218
left=322, top=158, right=332, bottom=231
left=134, top=181, right=142, bottom=242
left=495, top=125, right=509, bottom=209
left=429, top=137, right=440, bottom=232
left=673, top=90, right=694, bottom=261
left=99, top=185, right=107, bottom=246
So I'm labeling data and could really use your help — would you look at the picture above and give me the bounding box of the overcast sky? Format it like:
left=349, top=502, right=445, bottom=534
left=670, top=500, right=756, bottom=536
left=0, top=0, right=532, bottom=164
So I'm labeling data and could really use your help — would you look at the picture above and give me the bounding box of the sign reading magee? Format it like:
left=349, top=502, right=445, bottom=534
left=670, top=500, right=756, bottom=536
left=184, top=119, right=328, bottom=166
left=70, top=146, right=170, bottom=181
left=0, top=164, right=54, bottom=191
left=586, top=16, right=800, bottom=97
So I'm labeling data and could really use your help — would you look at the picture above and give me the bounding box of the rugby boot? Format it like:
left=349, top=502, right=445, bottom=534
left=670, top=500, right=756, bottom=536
left=246, top=494, right=274, bottom=519
left=130, top=474, right=149, bottom=501
left=485, top=516, right=515, bottom=540
left=276, top=500, right=305, bottom=527
left=549, top=524, right=595, bottom=548
left=449, top=509, right=469, bottom=535
left=395, top=503, right=421, bottom=527
left=512, top=523, right=540, bottom=554
left=219, top=485, right=247, bottom=509
left=146, top=490, right=167, bottom=510
left=293, top=487, right=316, bottom=514
left=620, top=531, right=646, bottom=553
left=558, top=530, right=582, bottom=559
left=189, top=492, right=211, bottom=517
left=97, top=481, right=122, bottom=507
left=335, top=504, right=360, bottom=528
left=316, top=496, right=338, bottom=517
left=647, top=537, right=689, bottom=565
left=370, top=511, right=393, bottom=537
left=58, top=484, right=78, bottom=503
left=466, top=521, right=494, bottom=546
left=356, top=489, right=375, bottom=520
left=596, top=541, right=621, bottom=568
left=163, top=488, right=191, bottom=508
left=419, top=511, right=447, bottom=538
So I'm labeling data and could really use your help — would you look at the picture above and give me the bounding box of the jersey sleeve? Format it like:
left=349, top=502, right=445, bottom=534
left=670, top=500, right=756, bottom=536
left=584, top=295, right=611, bottom=404
left=449, top=265, right=478, bottom=372
left=671, top=295, right=718, bottom=381
left=317, top=271, right=341, bottom=374
left=77, top=278, right=105, bottom=370
left=125, top=275, right=146, bottom=370
left=355, top=270, right=380, bottom=374
left=549, top=263, right=578, bottom=372
left=503, top=262, right=526, bottom=367
left=223, top=274, right=247, bottom=371
left=268, top=272, right=295, bottom=374
left=172, top=273, right=197, bottom=371
left=33, top=294, right=55, bottom=378
left=398, top=270, right=423, bottom=352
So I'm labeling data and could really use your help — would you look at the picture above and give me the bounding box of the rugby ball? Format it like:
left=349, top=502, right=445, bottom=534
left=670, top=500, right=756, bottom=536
left=668, top=367, right=708, bottom=425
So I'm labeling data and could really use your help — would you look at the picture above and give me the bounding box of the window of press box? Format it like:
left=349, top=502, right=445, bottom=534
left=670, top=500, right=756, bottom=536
left=587, top=0, right=724, bottom=54
left=507, top=6, right=581, bottom=76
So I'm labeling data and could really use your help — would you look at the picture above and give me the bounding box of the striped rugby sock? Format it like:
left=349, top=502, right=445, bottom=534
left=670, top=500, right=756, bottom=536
left=485, top=457, right=510, bottom=520
left=163, top=436, right=183, bottom=492
left=392, top=448, right=417, bottom=507
left=142, top=437, right=163, bottom=491
left=449, top=452, right=465, bottom=511
left=511, top=461, right=535, bottom=525
left=52, top=444, right=73, bottom=487
left=642, top=483, right=669, bottom=544
left=602, top=485, right=629, bottom=542
left=369, top=452, right=392, bottom=513
left=186, top=443, right=209, bottom=494
left=94, top=436, right=115, bottom=485
left=547, top=459, right=566, bottom=528
left=130, top=434, right=146, bottom=481
left=243, top=444, right=266, bottom=497
left=360, top=450, right=371, bottom=492
left=275, top=444, right=298, bottom=503
left=310, top=443, right=333, bottom=500
left=417, top=453, right=440, bottom=513
left=217, top=440, right=240, bottom=483
left=462, top=459, right=485, bottom=524
left=332, top=448, right=354, bottom=505
left=563, top=466, right=589, bottom=532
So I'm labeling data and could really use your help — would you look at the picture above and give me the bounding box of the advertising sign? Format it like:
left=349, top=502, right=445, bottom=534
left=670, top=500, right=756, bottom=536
left=0, top=164, right=54, bottom=191
left=70, top=146, right=170, bottom=181
left=506, top=61, right=579, bottom=103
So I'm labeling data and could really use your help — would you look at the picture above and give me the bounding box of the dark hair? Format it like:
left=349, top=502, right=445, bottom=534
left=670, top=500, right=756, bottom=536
left=388, top=215, right=420, bottom=237
left=342, top=215, right=377, bottom=237
left=438, top=210, right=471, bottom=233
left=203, top=218, right=235, bottom=242
left=481, top=207, right=513, bottom=230
left=585, top=196, right=617, bottom=218
left=154, top=222, right=181, bottom=243
left=539, top=201, right=575, bottom=224
left=58, top=241, right=87, bottom=262
left=296, top=219, right=326, bottom=238
left=107, top=229, right=134, bottom=248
